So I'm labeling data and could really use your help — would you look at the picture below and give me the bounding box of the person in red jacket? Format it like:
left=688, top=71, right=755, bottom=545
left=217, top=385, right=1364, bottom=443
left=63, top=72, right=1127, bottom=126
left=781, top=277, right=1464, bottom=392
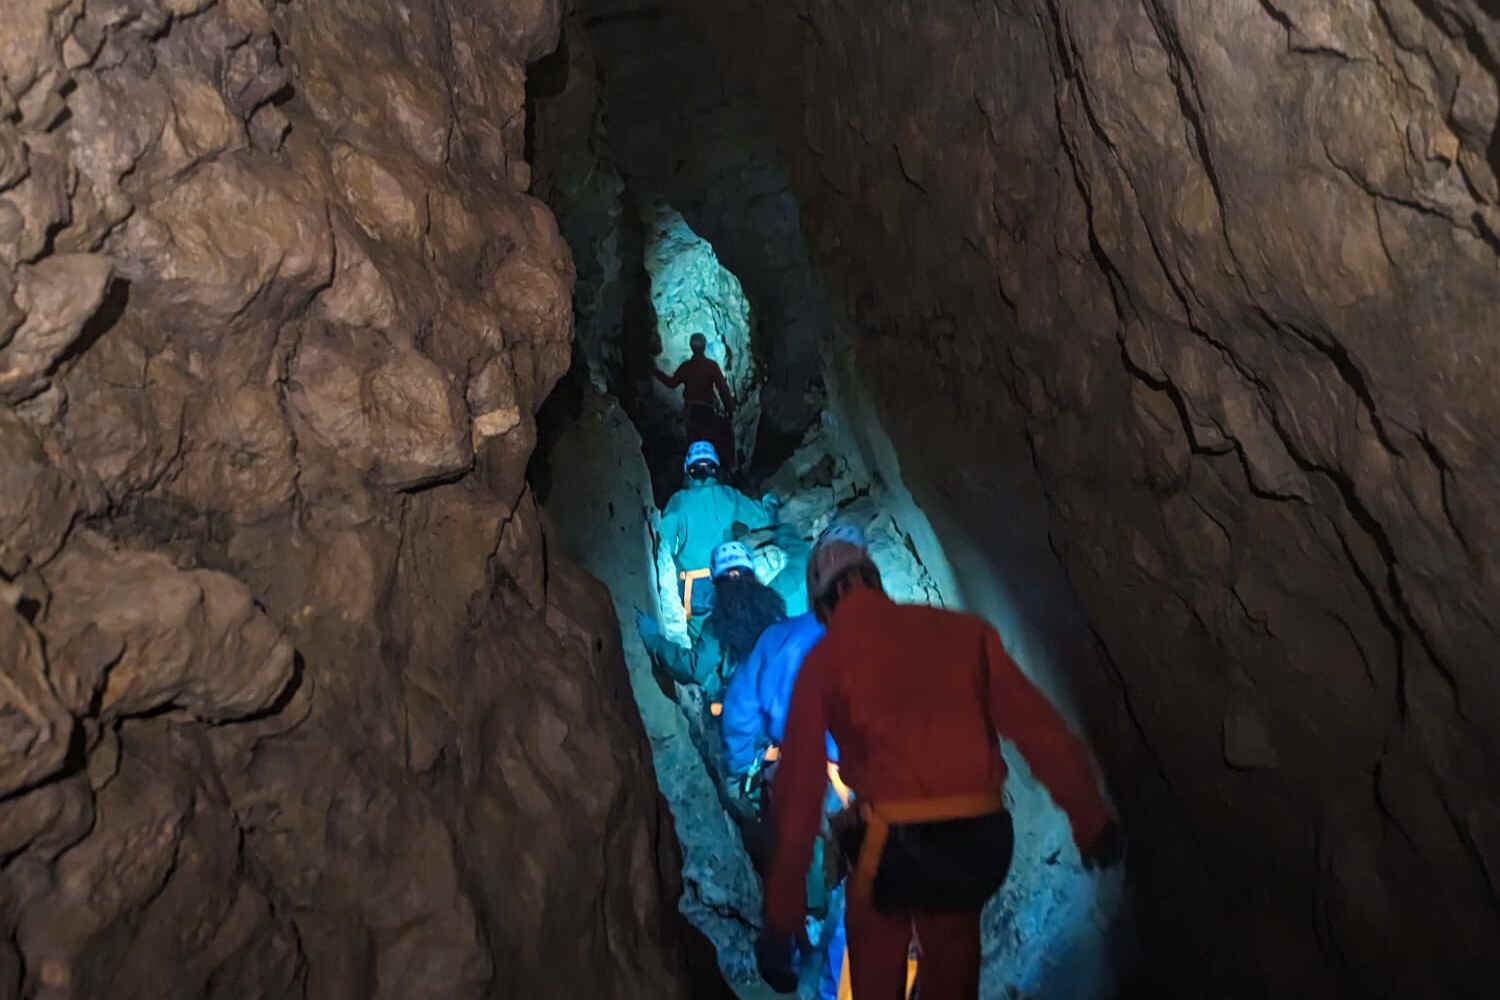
left=653, top=332, right=735, bottom=464
left=756, top=524, right=1121, bottom=998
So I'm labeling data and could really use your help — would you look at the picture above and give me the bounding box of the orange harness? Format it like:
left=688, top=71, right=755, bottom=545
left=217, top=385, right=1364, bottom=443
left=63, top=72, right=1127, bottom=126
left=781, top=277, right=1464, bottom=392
left=848, top=792, right=1007, bottom=906
left=678, top=568, right=711, bottom=620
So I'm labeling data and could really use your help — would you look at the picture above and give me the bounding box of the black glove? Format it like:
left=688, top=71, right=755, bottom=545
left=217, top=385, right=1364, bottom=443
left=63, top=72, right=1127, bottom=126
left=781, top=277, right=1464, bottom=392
left=754, top=930, right=799, bottom=994
left=1080, top=819, right=1125, bottom=870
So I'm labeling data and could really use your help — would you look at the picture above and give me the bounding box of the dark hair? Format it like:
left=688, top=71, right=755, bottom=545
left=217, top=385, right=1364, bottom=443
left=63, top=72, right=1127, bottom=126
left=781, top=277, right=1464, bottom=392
left=709, top=573, right=787, bottom=665
left=812, top=561, right=882, bottom=624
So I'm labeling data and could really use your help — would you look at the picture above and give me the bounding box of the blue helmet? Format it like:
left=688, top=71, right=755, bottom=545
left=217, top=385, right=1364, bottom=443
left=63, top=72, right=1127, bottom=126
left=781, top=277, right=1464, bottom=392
left=807, top=520, right=871, bottom=601
left=711, top=541, right=755, bottom=578
left=684, top=440, right=720, bottom=473
left=814, top=521, right=866, bottom=551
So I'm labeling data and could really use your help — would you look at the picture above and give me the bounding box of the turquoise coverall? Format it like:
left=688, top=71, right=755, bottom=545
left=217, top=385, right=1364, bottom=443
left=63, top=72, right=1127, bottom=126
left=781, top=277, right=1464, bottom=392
left=659, top=478, right=777, bottom=614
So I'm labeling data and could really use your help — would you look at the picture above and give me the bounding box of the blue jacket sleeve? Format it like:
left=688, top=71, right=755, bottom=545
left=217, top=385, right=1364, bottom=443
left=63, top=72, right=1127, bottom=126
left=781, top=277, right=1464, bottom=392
left=721, top=651, right=763, bottom=777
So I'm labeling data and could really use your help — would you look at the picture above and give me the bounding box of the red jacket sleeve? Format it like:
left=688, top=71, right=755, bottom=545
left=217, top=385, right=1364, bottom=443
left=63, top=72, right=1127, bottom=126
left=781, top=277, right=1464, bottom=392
left=982, top=626, right=1110, bottom=850
left=765, top=649, right=830, bottom=935
left=653, top=364, right=683, bottom=388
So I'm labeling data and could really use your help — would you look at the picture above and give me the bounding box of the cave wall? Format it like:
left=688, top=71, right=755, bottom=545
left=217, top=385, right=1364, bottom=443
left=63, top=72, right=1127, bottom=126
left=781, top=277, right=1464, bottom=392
left=0, top=1, right=704, bottom=997
left=668, top=1, right=1500, bottom=996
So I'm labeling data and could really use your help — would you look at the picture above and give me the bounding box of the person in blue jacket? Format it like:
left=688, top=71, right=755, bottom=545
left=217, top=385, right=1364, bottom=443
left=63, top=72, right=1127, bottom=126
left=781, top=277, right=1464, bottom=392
left=722, top=611, right=836, bottom=780
left=659, top=441, right=780, bottom=619
left=721, top=524, right=869, bottom=1000
left=724, top=608, right=848, bottom=1000
left=721, top=524, right=868, bottom=783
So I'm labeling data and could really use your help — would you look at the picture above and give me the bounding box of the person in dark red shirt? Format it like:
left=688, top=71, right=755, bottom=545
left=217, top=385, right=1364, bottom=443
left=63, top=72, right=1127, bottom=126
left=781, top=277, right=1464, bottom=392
left=653, top=333, right=735, bottom=463
left=757, top=524, right=1121, bottom=998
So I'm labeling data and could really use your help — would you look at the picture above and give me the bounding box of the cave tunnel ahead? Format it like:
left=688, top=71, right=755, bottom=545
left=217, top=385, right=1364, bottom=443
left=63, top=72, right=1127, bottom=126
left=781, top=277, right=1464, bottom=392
left=527, top=11, right=1130, bottom=997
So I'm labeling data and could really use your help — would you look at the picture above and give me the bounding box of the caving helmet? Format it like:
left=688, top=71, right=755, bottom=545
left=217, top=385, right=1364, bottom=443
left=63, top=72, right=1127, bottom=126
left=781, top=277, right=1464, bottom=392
left=684, top=440, right=720, bottom=480
left=711, top=541, right=755, bottom=579
left=806, top=520, right=872, bottom=603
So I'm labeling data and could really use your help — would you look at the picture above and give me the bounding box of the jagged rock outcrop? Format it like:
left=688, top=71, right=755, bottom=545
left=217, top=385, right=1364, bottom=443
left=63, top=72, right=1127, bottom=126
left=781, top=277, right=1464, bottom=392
left=1, top=1, right=705, bottom=996
left=669, top=1, right=1500, bottom=995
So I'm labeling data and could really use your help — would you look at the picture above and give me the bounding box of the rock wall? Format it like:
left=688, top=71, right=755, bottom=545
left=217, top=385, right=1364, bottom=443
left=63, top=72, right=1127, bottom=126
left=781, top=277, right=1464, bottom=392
left=1, top=1, right=705, bottom=997
left=669, top=1, right=1500, bottom=996
left=533, top=382, right=769, bottom=992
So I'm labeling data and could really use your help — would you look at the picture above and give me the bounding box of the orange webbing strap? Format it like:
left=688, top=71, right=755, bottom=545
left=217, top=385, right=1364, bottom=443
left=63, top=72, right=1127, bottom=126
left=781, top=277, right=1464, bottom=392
left=848, top=792, right=1007, bottom=907
left=827, top=763, right=854, bottom=809
left=679, top=568, right=711, bottom=620
left=835, top=935, right=917, bottom=999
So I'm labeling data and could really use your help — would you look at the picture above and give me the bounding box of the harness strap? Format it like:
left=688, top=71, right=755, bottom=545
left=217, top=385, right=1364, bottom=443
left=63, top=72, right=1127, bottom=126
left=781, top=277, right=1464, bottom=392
left=678, top=568, right=711, bottom=620
left=849, top=792, right=1007, bottom=906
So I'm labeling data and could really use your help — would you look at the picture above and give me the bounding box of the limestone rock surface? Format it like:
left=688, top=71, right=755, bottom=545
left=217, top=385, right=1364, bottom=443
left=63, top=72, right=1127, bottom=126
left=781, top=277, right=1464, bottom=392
left=0, top=1, right=706, bottom=997
left=670, top=0, right=1500, bottom=995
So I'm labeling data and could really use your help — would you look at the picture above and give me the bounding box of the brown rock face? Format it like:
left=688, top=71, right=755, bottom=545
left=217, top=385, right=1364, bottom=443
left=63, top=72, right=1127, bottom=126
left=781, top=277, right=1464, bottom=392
left=0, top=1, right=702, bottom=997
left=668, top=0, right=1500, bottom=996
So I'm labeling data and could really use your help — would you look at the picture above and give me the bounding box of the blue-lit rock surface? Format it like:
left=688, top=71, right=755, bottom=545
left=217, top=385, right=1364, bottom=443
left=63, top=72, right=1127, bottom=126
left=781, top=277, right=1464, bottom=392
left=642, top=203, right=761, bottom=468
left=530, top=9, right=1128, bottom=995
left=537, top=376, right=1124, bottom=998
left=538, top=388, right=765, bottom=988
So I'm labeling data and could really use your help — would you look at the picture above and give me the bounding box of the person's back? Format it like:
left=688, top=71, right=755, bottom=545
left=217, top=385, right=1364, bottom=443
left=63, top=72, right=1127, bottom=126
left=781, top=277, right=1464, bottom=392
left=661, top=474, right=776, bottom=576
left=655, top=333, right=733, bottom=413
left=816, top=594, right=1010, bottom=802
left=776, top=588, right=1109, bottom=894
left=723, top=611, right=829, bottom=778
left=672, top=354, right=729, bottom=410
left=758, top=524, right=1117, bottom=999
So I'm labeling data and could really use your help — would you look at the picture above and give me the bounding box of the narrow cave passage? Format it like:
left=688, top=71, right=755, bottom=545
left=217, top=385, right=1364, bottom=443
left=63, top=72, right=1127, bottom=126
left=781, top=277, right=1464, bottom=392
left=525, top=8, right=1129, bottom=998
left=7, top=0, right=1495, bottom=997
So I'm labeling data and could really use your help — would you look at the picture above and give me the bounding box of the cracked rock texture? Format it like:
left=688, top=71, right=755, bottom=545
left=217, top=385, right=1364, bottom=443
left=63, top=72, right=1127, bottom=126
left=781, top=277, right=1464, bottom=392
left=1, top=1, right=705, bottom=997
left=672, top=0, right=1500, bottom=996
